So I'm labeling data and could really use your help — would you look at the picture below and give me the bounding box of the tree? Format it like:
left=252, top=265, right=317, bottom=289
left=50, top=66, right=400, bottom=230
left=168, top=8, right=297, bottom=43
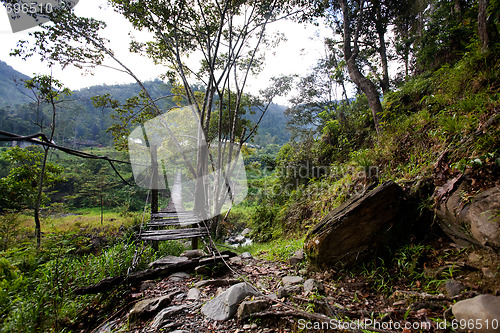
left=0, top=146, right=64, bottom=216
left=23, top=74, right=71, bottom=247
left=10, top=0, right=302, bottom=238
left=336, top=0, right=383, bottom=135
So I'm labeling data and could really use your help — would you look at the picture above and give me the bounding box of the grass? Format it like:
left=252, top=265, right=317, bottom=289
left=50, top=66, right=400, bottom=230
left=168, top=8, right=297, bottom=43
left=0, top=215, right=186, bottom=333
left=238, top=236, right=304, bottom=263
left=15, top=208, right=144, bottom=234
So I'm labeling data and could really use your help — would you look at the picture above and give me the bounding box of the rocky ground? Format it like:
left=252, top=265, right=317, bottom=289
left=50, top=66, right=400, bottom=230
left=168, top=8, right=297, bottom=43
left=87, top=237, right=500, bottom=333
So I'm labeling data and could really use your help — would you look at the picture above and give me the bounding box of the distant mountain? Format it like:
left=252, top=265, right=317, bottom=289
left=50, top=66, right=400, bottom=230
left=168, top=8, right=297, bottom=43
left=0, top=61, right=290, bottom=147
left=247, top=103, right=290, bottom=146
left=0, top=60, right=32, bottom=107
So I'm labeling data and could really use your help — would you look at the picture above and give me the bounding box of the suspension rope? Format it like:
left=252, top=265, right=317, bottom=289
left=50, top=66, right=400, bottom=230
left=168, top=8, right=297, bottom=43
left=0, top=130, right=134, bottom=185
left=127, top=177, right=154, bottom=276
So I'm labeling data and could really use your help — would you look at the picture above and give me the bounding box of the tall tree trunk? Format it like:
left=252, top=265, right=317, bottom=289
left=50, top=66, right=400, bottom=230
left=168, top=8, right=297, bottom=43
left=339, top=0, right=382, bottom=135
left=34, top=147, right=49, bottom=248
left=478, top=0, right=490, bottom=52
left=373, top=0, right=390, bottom=95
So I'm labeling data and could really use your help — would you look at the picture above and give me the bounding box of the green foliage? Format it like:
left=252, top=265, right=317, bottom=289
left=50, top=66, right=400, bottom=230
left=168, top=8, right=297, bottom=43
left=249, top=203, right=281, bottom=242
left=0, top=212, right=21, bottom=251
left=0, top=146, right=64, bottom=212
left=417, top=0, right=478, bottom=71
left=240, top=237, right=304, bottom=263
left=0, top=228, right=185, bottom=332
left=359, top=243, right=438, bottom=295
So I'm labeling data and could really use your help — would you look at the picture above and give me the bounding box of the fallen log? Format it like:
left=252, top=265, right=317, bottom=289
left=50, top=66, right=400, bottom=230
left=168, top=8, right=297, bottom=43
left=74, top=252, right=235, bottom=295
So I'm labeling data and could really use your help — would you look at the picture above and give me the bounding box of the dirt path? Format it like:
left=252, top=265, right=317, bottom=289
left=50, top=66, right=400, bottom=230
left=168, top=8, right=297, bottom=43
left=89, top=239, right=499, bottom=333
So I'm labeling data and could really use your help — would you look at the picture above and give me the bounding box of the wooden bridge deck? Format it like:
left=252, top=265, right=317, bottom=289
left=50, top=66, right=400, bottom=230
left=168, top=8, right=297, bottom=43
left=140, top=211, right=209, bottom=242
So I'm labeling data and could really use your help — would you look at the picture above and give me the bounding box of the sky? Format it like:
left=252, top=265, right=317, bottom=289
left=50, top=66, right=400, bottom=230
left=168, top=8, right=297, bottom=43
left=0, top=1, right=330, bottom=106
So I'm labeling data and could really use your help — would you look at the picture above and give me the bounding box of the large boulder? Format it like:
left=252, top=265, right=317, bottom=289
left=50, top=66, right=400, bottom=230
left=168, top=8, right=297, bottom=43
left=436, top=181, right=500, bottom=250
left=304, top=181, right=406, bottom=267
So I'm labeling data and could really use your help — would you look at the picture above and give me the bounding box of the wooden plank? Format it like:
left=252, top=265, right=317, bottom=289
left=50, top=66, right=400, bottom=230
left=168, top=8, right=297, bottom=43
left=144, top=210, right=208, bottom=243
left=150, top=217, right=201, bottom=223
left=142, top=227, right=208, bottom=235
left=141, top=232, right=208, bottom=241
left=152, top=212, right=197, bottom=218
left=147, top=220, right=201, bottom=227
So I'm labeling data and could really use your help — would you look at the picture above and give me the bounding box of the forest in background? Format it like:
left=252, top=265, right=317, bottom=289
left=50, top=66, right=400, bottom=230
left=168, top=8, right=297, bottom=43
left=0, top=61, right=290, bottom=148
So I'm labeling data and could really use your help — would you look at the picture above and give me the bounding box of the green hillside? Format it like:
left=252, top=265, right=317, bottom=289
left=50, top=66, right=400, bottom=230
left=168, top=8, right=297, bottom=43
left=0, top=67, right=290, bottom=147
left=0, top=60, right=31, bottom=107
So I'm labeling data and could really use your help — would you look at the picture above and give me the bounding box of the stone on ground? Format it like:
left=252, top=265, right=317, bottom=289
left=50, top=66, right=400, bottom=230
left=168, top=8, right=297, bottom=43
left=168, top=271, right=190, bottom=281
left=277, top=285, right=303, bottom=298
left=128, top=294, right=172, bottom=322
left=236, top=299, right=271, bottom=319
left=150, top=304, right=191, bottom=330
left=201, top=282, right=260, bottom=321
left=241, top=228, right=251, bottom=236
left=436, top=182, right=500, bottom=249
left=240, top=252, right=253, bottom=259
left=443, top=279, right=466, bottom=297
left=282, top=275, right=304, bottom=286
left=186, top=288, right=201, bottom=301
left=304, top=279, right=324, bottom=293
left=452, top=294, right=500, bottom=333
left=288, top=250, right=305, bottom=265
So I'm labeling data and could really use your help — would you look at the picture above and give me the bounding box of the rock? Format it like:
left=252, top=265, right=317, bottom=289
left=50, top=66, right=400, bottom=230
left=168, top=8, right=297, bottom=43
left=150, top=304, right=191, bottom=330
left=194, top=265, right=212, bottom=275
left=180, top=249, right=205, bottom=258
left=304, top=181, right=407, bottom=267
left=201, top=282, right=260, bottom=321
left=139, top=280, right=155, bottom=292
left=277, top=285, right=303, bottom=298
left=236, top=299, right=270, bottom=319
left=241, top=228, right=251, bottom=236
left=482, top=267, right=496, bottom=278
left=186, top=288, right=201, bottom=301
left=469, top=252, right=482, bottom=262
left=168, top=272, right=190, bottom=281
left=229, top=256, right=243, bottom=265
left=443, top=279, right=466, bottom=297
left=303, top=279, right=324, bottom=293
left=234, top=235, right=246, bottom=243
left=288, top=250, right=305, bottom=265
left=436, top=182, right=500, bottom=249
left=282, top=275, right=304, bottom=286
left=240, top=252, right=253, bottom=259
left=129, top=294, right=172, bottom=322
left=452, top=295, right=500, bottom=333
left=149, top=256, right=191, bottom=268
